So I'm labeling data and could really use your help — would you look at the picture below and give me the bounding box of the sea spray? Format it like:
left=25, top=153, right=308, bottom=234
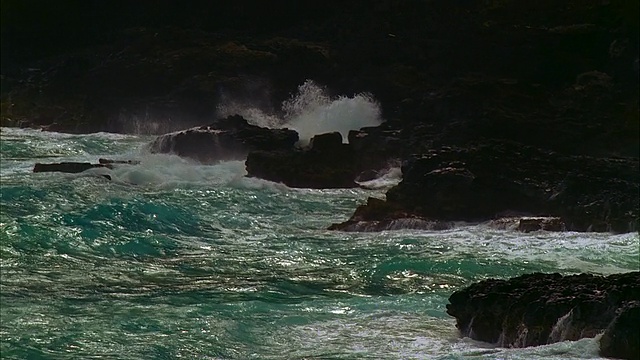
left=217, top=80, right=383, bottom=144
left=2, top=128, right=637, bottom=359
left=548, top=309, right=575, bottom=343
left=216, top=103, right=284, bottom=129
left=355, top=165, right=403, bottom=190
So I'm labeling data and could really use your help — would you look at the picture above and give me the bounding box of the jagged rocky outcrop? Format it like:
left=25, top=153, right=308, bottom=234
left=326, top=197, right=453, bottom=231
left=246, top=132, right=358, bottom=188
left=599, top=301, right=640, bottom=360
left=148, top=115, right=298, bottom=163
left=330, top=141, right=639, bottom=233
left=245, top=130, right=400, bottom=188
left=446, top=272, right=640, bottom=360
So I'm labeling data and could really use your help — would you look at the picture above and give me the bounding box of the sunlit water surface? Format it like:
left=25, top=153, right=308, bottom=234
left=1, top=127, right=638, bottom=359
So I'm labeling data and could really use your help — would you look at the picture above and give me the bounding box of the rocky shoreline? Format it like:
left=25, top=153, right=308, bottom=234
left=447, top=272, right=640, bottom=359
left=6, top=1, right=638, bottom=233
left=30, top=112, right=639, bottom=234
left=329, top=141, right=639, bottom=233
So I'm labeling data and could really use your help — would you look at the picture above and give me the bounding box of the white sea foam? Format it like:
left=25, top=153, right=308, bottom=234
left=355, top=165, right=403, bottom=190
left=86, top=155, right=248, bottom=188
left=216, top=80, right=383, bottom=145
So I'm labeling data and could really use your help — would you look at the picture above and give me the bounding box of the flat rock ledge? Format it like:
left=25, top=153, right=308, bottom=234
left=148, top=115, right=298, bottom=164
left=446, top=272, right=640, bottom=360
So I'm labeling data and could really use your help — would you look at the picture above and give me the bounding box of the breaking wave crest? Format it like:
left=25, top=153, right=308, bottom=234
left=217, top=80, right=383, bottom=145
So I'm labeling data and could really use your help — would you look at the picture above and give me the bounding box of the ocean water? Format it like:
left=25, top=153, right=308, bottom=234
left=1, top=126, right=638, bottom=360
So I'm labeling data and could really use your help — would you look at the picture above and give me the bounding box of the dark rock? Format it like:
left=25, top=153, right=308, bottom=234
left=4, top=1, right=638, bottom=228
left=600, top=301, right=640, bottom=360
left=33, top=162, right=109, bottom=173
left=33, top=158, right=139, bottom=175
left=354, top=169, right=380, bottom=183
left=246, top=132, right=358, bottom=188
left=309, top=131, right=343, bottom=151
left=98, top=158, right=140, bottom=165
left=446, top=272, right=640, bottom=353
left=332, top=142, right=639, bottom=233
left=487, top=216, right=565, bottom=232
left=328, top=197, right=453, bottom=231
left=244, top=127, right=404, bottom=189
left=517, top=217, right=565, bottom=232
left=148, top=115, right=298, bottom=163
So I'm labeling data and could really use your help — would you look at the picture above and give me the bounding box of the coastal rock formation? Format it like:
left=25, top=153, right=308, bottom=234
left=33, top=158, right=139, bottom=176
left=331, top=142, right=639, bottom=233
left=33, top=162, right=109, bottom=173
left=446, top=272, right=640, bottom=359
left=246, top=132, right=361, bottom=188
left=3, top=1, right=638, bottom=231
left=148, top=115, right=298, bottom=163
left=599, top=301, right=640, bottom=360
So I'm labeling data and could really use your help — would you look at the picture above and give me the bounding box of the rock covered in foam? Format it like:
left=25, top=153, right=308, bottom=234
left=446, top=272, right=640, bottom=359
left=148, top=115, right=298, bottom=163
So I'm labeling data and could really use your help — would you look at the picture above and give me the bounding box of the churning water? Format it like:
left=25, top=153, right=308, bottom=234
left=0, top=123, right=638, bottom=360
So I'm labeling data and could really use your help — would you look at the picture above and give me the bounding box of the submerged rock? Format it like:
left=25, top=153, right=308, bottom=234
left=148, top=115, right=298, bottom=164
left=446, top=272, right=640, bottom=359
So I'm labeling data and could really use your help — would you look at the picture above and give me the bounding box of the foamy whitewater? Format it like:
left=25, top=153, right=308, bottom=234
left=1, top=92, right=638, bottom=359
left=217, top=80, right=383, bottom=144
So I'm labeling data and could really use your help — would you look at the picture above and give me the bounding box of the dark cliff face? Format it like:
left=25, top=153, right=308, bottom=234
left=2, top=0, right=638, bottom=157
left=0, top=0, right=343, bottom=70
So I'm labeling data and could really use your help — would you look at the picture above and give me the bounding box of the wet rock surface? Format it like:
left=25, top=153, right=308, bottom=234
left=599, top=301, right=640, bottom=360
left=148, top=115, right=298, bottom=163
left=446, top=272, right=640, bottom=359
left=246, top=132, right=357, bottom=188
left=33, top=158, right=139, bottom=175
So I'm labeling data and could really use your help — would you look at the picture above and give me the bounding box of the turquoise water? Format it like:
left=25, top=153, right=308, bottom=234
left=1, top=127, right=638, bottom=359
